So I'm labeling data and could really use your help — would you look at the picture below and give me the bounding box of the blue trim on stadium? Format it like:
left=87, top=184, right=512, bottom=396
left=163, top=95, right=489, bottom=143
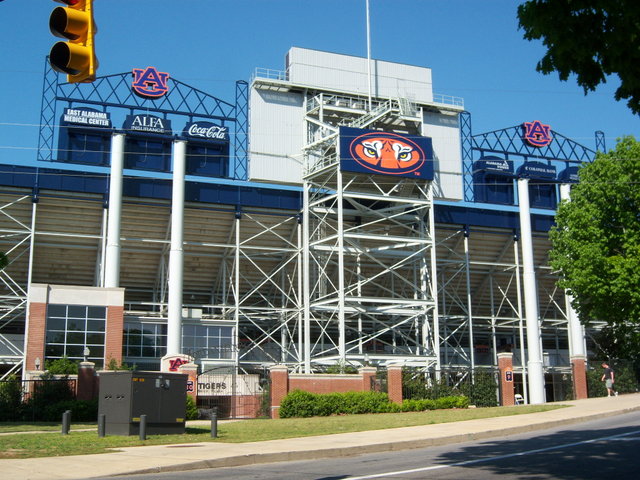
left=0, top=164, right=555, bottom=232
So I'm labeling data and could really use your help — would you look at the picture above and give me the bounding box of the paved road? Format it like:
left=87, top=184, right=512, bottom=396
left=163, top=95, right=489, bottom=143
left=89, top=411, right=640, bottom=480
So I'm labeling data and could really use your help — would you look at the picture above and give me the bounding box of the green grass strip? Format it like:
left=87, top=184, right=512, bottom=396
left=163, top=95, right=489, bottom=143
left=0, top=404, right=566, bottom=459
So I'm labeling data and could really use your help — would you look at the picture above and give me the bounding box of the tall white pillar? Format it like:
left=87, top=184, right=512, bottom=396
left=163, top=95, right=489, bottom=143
left=517, top=178, right=545, bottom=404
left=104, top=133, right=125, bottom=288
left=559, top=184, right=586, bottom=358
left=167, top=140, right=186, bottom=355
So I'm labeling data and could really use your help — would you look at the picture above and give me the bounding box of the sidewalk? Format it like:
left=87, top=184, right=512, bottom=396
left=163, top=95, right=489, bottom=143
left=1, top=394, right=638, bottom=480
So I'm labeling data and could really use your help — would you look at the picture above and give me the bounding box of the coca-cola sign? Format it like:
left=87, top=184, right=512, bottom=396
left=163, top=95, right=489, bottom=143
left=183, top=121, right=229, bottom=142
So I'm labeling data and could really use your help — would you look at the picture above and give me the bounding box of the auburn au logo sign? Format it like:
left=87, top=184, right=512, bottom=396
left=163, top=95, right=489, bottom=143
left=522, top=120, right=552, bottom=147
left=340, top=127, right=434, bottom=179
left=132, top=66, right=170, bottom=99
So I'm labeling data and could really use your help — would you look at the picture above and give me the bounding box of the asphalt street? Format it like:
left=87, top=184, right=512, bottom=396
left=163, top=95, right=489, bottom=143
left=86, top=410, right=640, bottom=480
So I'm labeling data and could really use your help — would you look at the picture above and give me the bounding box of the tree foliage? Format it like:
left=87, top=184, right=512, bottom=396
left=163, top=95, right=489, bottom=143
left=549, top=136, right=640, bottom=357
left=0, top=252, right=7, bottom=271
left=518, top=1, right=640, bottom=114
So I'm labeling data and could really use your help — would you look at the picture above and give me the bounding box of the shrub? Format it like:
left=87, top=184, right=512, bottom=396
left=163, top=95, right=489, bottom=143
left=279, top=390, right=317, bottom=418
left=42, top=399, right=98, bottom=422
left=45, top=356, right=79, bottom=375
left=0, top=376, right=23, bottom=421
left=185, top=395, right=199, bottom=420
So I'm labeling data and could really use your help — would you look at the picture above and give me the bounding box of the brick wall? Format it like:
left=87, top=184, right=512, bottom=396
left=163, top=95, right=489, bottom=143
left=104, top=305, right=124, bottom=364
left=571, top=356, right=588, bottom=400
left=25, top=302, right=47, bottom=372
left=497, top=352, right=515, bottom=406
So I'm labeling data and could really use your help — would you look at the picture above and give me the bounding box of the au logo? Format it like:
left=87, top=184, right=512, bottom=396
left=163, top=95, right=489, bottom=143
left=132, top=66, right=170, bottom=99
left=523, top=120, right=552, bottom=147
left=169, top=357, right=187, bottom=372
left=349, top=131, right=426, bottom=176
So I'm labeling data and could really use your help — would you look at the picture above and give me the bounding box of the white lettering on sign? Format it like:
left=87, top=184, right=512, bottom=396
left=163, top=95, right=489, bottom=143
left=131, top=115, right=166, bottom=133
left=187, top=124, right=228, bottom=140
left=64, top=109, right=111, bottom=127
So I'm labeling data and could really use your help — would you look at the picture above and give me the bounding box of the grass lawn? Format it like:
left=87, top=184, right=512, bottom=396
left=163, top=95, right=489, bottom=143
left=0, top=404, right=566, bottom=459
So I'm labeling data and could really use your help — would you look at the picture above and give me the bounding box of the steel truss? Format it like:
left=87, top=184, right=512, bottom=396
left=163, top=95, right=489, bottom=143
left=301, top=91, right=438, bottom=372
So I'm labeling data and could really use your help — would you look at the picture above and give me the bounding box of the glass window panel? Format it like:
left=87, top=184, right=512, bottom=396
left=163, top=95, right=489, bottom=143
left=47, top=305, right=67, bottom=318
left=66, top=331, right=85, bottom=345
left=86, top=333, right=104, bottom=345
left=66, top=318, right=86, bottom=331
left=88, top=346, right=103, bottom=358
left=182, top=325, right=196, bottom=336
left=128, top=334, right=142, bottom=346
left=87, top=319, right=105, bottom=332
left=142, top=346, right=155, bottom=357
left=46, top=331, right=65, bottom=344
left=46, top=344, right=64, bottom=357
left=66, top=345, right=84, bottom=358
left=87, top=306, right=106, bottom=319
left=127, top=346, right=142, bottom=357
left=46, top=318, right=66, bottom=331
left=68, top=305, right=87, bottom=319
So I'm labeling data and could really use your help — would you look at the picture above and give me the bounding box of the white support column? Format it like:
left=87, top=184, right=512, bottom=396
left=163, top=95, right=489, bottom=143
left=104, top=133, right=125, bottom=288
left=560, top=184, right=586, bottom=359
left=514, top=234, right=529, bottom=404
left=303, top=182, right=311, bottom=373
left=464, top=230, right=475, bottom=374
left=23, top=201, right=38, bottom=366
left=336, top=169, right=346, bottom=363
left=428, top=185, right=440, bottom=377
left=166, top=140, right=186, bottom=356
left=517, top=178, right=545, bottom=404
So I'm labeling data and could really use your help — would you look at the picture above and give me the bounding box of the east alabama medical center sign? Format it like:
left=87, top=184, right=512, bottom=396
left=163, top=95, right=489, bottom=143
left=63, top=107, right=112, bottom=128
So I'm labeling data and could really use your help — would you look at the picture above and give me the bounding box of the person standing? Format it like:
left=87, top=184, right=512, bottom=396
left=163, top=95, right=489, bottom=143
left=601, top=362, right=618, bottom=397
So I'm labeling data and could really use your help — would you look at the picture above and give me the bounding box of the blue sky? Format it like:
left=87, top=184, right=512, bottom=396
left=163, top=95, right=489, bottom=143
left=0, top=0, right=638, bottom=168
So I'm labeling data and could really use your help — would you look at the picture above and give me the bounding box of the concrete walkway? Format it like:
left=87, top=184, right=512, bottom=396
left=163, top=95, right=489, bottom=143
left=1, top=394, right=639, bottom=480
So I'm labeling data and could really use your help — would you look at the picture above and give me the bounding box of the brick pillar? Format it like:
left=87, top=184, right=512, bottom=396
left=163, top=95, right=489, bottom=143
left=104, top=305, right=124, bottom=365
left=359, top=366, right=377, bottom=391
left=25, top=302, right=47, bottom=373
left=77, top=362, right=98, bottom=401
left=571, top=355, right=588, bottom=400
left=387, top=365, right=403, bottom=404
left=179, top=362, right=199, bottom=401
left=498, top=352, right=515, bottom=406
left=269, top=365, right=289, bottom=419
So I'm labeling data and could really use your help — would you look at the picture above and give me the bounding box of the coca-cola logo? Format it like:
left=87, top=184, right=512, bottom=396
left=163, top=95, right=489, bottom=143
left=184, top=122, right=228, bottom=141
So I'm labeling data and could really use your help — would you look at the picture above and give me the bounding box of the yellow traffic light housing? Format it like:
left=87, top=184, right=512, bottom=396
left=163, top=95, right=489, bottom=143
left=49, top=0, right=97, bottom=83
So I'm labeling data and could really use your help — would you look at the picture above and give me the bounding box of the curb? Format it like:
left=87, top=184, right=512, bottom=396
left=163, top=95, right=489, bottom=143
left=120, top=404, right=640, bottom=477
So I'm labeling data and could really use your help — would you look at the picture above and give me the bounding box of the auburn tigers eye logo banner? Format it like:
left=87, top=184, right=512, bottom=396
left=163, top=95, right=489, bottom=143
left=339, top=127, right=434, bottom=180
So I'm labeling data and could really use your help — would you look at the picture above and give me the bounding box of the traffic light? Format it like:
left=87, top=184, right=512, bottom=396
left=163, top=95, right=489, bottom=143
left=49, top=0, right=97, bottom=83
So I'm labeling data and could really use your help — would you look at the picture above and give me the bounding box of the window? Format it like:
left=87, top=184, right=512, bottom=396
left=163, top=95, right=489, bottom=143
left=123, top=322, right=167, bottom=360
left=45, top=304, right=106, bottom=367
left=182, top=324, right=234, bottom=360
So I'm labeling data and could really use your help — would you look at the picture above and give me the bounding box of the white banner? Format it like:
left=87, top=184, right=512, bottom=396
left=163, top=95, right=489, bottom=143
left=197, top=374, right=262, bottom=396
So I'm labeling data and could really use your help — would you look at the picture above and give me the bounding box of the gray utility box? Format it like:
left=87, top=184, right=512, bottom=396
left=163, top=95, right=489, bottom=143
left=98, top=371, right=187, bottom=435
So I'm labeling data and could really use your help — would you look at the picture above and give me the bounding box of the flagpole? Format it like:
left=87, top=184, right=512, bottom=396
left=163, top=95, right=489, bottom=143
left=366, top=0, right=372, bottom=112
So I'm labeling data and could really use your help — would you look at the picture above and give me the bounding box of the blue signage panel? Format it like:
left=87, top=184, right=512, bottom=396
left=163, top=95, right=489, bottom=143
left=475, top=156, right=513, bottom=176
left=339, top=126, right=434, bottom=180
left=183, top=121, right=229, bottom=142
left=123, top=114, right=172, bottom=135
left=559, top=166, right=580, bottom=183
left=517, top=161, right=557, bottom=180
left=62, top=107, right=112, bottom=129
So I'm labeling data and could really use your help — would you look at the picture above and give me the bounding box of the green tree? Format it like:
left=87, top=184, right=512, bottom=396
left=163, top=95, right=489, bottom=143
left=0, top=252, right=7, bottom=270
left=518, top=1, right=640, bottom=114
left=549, top=136, right=640, bottom=357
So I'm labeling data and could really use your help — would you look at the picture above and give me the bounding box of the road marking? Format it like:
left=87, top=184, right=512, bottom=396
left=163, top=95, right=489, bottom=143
left=343, top=429, right=640, bottom=480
